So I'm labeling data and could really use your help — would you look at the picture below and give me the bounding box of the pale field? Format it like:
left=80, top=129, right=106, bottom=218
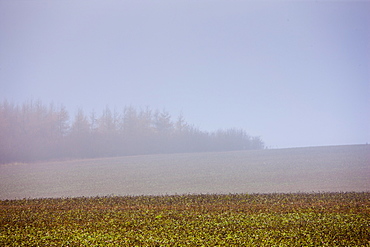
left=0, top=145, right=369, bottom=199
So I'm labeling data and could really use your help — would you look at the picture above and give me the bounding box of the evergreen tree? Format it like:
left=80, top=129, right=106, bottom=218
left=0, top=101, right=264, bottom=164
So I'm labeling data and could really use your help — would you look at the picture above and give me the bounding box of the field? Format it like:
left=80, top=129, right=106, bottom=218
left=1, top=145, right=369, bottom=246
left=1, top=192, right=369, bottom=246
left=0, top=145, right=369, bottom=199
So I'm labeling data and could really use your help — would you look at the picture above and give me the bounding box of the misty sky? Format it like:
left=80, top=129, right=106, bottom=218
left=1, top=1, right=369, bottom=148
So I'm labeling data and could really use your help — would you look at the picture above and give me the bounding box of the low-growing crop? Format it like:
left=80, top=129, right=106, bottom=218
left=1, top=192, right=369, bottom=246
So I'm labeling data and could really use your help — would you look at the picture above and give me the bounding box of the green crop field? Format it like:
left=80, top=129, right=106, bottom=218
left=1, top=145, right=369, bottom=246
left=0, top=145, right=369, bottom=199
left=1, top=193, right=369, bottom=246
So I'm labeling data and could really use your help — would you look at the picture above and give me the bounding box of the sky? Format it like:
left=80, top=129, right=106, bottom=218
left=0, top=0, right=369, bottom=148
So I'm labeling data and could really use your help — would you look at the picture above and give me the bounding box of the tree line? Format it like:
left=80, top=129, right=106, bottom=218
left=0, top=100, right=264, bottom=164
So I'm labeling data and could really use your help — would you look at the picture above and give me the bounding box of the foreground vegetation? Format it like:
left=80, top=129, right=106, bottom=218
left=1, top=192, right=369, bottom=246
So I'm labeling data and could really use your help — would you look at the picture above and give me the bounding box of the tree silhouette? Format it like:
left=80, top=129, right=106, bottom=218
left=0, top=100, right=265, bottom=164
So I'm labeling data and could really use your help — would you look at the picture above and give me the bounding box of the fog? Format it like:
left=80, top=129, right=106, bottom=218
left=1, top=145, right=369, bottom=199
left=0, top=102, right=265, bottom=164
left=1, top=1, right=369, bottom=148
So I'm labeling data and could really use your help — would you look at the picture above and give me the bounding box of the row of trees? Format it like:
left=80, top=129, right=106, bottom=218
left=0, top=100, right=264, bottom=164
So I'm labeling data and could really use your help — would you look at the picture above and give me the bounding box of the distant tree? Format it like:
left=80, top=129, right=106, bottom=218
left=89, top=110, right=98, bottom=133
left=0, top=101, right=17, bottom=163
left=137, top=107, right=154, bottom=134
left=152, top=109, right=175, bottom=153
left=56, top=105, right=70, bottom=137
left=0, top=100, right=264, bottom=164
left=68, top=109, right=91, bottom=158
left=154, top=109, right=173, bottom=134
left=71, top=109, right=90, bottom=135
left=122, top=106, right=138, bottom=134
left=97, top=106, right=116, bottom=134
left=175, top=113, right=188, bottom=133
left=251, top=136, right=264, bottom=149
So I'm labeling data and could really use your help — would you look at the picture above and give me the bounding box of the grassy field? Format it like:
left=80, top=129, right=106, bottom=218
left=0, top=145, right=369, bottom=199
left=1, top=145, right=369, bottom=246
left=1, top=192, right=369, bottom=246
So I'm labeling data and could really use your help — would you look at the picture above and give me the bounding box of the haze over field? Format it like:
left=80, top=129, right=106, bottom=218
left=1, top=145, right=369, bottom=199
left=0, top=1, right=369, bottom=148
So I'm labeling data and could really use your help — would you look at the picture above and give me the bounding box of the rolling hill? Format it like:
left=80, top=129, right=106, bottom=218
left=0, top=144, right=369, bottom=199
